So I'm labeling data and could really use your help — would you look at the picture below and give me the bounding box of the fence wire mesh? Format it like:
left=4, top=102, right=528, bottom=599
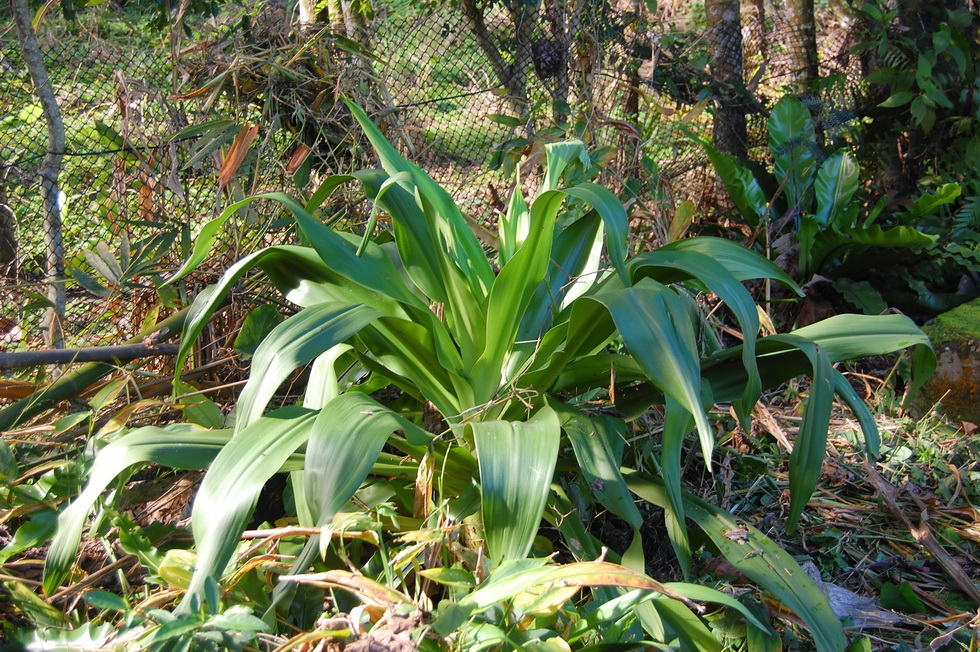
left=1, top=0, right=865, bottom=360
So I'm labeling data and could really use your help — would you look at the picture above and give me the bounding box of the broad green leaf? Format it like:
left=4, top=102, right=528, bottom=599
left=624, top=470, right=846, bottom=652
left=69, top=265, right=111, bottom=297
left=44, top=424, right=231, bottom=595
left=81, top=590, right=128, bottom=612
left=83, top=248, right=119, bottom=285
left=303, top=344, right=354, bottom=410
left=879, top=581, right=927, bottom=613
left=878, top=91, right=915, bottom=108
left=275, top=186, right=427, bottom=314
left=307, top=171, right=450, bottom=307
left=0, top=438, right=19, bottom=483
left=419, top=567, right=476, bottom=587
left=809, top=223, right=936, bottom=275
left=1, top=511, right=57, bottom=564
left=555, top=402, right=641, bottom=528
left=630, top=247, right=763, bottom=416
left=664, top=583, right=773, bottom=634
left=657, top=237, right=801, bottom=292
left=356, top=171, right=413, bottom=255
left=702, top=314, right=934, bottom=403
left=471, top=407, right=561, bottom=561
left=460, top=560, right=675, bottom=615
left=547, top=211, right=605, bottom=311
left=234, top=302, right=379, bottom=432
left=705, top=145, right=768, bottom=227
left=4, top=580, right=65, bottom=627
left=790, top=314, right=934, bottom=374
left=304, top=393, right=430, bottom=526
left=542, top=139, right=589, bottom=191
left=813, top=152, right=859, bottom=227
left=653, top=597, right=721, bottom=652
left=268, top=192, right=424, bottom=319
left=499, top=169, right=529, bottom=264
left=113, top=513, right=164, bottom=573
left=566, top=589, right=658, bottom=642
left=562, top=183, right=629, bottom=284
left=183, top=409, right=318, bottom=609
left=592, top=280, right=714, bottom=470
left=164, top=194, right=251, bottom=286
left=835, top=278, right=888, bottom=315
left=174, top=379, right=224, bottom=429
left=175, top=246, right=348, bottom=379
left=234, top=304, right=284, bottom=360
left=356, top=316, right=469, bottom=417
left=769, top=96, right=816, bottom=212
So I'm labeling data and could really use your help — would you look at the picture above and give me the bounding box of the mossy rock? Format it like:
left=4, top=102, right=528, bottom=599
left=914, top=298, right=980, bottom=423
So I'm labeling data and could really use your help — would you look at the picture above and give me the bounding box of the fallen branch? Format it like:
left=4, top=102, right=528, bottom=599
left=0, top=308, right=190, bottom=432
left=863, top=461, right=980, bottom=606
left=0, top=342, right=178, bottom=369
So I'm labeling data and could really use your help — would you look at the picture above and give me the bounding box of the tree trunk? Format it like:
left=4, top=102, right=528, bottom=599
left=11, top=0, right=66, bottom=349
left=705, top=0, right=747, bottom=157
left=506, top=1, right=539, bottom=130
left=460, top=0, right=536, bottom=132
left=542, top=0, right=583, bottom=123
left=0, top=157, right=15, bottom=274
left=782, top=0, right=818, bottom=94
left=297, top=0, right=316, bottom=26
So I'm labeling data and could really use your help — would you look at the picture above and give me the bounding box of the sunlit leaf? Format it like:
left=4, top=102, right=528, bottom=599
left=470, top=407, right=560, bottom=561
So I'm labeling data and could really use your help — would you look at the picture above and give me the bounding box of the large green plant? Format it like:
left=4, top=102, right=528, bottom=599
left=43, top=102, right=934, bottom=649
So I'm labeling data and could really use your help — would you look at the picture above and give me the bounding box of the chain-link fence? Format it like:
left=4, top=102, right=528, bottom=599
left=0, top=27, right=206, bottom=351
left=1, top=0, right=866, bottom=357
left=373, top=0, right=861, bottom=224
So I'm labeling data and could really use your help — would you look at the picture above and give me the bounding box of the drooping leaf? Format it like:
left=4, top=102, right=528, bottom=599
left=630, top=247, right=763, bottom=419
left=624, top=470, right=846, bottom=652
left=592, top=280, right=714, bottom=469
left=44, top=425, right=233, bottom=595
left=183, top=409, right=318, bottom=609
left=234, top=302, right=380, bottom=432
left=657, top=237, right=801, bottom=292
